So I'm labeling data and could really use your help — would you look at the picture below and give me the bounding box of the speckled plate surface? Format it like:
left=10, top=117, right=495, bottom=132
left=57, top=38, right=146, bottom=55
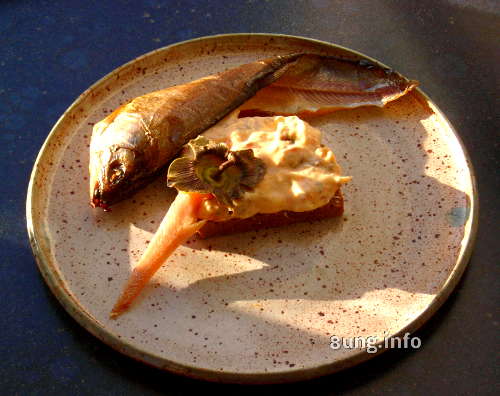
left=26, top=34, right=477, bottom=383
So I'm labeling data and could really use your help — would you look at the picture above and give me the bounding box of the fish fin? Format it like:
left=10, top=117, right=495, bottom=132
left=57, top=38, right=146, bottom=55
left=241, top=83, right=418, bottom=116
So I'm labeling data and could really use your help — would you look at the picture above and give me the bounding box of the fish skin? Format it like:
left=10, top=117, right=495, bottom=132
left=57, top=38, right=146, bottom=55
left=239, top=54, right=419, bottom=115
left=89, top=53, right=302, bottom=208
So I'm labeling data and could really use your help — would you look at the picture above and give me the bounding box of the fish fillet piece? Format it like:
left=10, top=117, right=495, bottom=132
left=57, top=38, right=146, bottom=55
left=110, top=192, right=209, bottom=318
left=240, top=54, right=418, bottom=115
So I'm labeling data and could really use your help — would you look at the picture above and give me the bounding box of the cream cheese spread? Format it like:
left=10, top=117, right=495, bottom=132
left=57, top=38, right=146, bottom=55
left=198, top=115, right=350, bottom=220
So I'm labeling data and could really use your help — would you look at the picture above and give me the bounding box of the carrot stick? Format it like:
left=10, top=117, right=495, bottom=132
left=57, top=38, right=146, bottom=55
left=110, top=192, right=209, bottom=318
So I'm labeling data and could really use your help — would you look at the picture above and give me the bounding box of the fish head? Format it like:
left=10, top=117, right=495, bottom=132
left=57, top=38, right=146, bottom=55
left=90, top=145, right=140, bottom=209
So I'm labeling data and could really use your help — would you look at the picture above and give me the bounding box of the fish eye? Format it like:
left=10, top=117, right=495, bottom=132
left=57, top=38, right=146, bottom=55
left=108, top=162, right=125, bottom=184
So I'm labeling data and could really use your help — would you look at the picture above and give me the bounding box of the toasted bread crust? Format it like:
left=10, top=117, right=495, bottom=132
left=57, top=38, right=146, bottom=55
left=197, top=189, right=343, bottom=239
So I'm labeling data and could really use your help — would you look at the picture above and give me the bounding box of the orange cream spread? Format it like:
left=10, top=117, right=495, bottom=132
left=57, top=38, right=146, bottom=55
left=198, top=115, right=350, bottom=221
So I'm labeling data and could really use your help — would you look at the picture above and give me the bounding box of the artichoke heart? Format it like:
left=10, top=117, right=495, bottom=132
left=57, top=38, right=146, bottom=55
left=167, top=136, right=266, bottom=207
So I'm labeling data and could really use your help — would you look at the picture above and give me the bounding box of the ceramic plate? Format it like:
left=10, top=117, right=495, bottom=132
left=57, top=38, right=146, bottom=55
left=27, top=34, right=477, bottom=383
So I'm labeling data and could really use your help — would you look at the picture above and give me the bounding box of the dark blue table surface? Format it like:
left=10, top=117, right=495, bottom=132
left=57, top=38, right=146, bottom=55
left=1, top=0, right=498, bottom=395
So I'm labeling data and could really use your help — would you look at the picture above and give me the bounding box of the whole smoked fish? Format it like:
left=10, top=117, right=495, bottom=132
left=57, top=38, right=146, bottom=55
left=89, top=54, right=302, bottom=209
left=89, top=54, right=417, bottom=208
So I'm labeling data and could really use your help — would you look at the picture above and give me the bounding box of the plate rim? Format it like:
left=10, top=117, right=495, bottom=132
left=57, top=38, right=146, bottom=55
left=26, top=33, right=479, bottom=384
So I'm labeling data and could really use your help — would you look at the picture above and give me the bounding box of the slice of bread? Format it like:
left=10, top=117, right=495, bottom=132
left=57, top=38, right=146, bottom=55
left=197, top=189, right=343, bottom=239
